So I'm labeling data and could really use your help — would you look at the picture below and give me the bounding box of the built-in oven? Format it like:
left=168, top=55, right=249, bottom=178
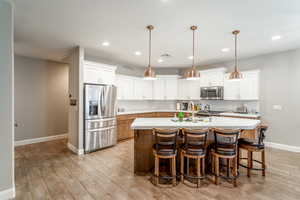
left=200, top=86, right=223, bottom=100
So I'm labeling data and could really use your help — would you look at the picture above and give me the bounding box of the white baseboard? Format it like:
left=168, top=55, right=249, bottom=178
left=0, top=187, right=15, bottom=200
left=67, top=142, right=84, bottom=155
left=265, top=142, right=300, bottom=153
left=15, top=133, right=68, bottom=147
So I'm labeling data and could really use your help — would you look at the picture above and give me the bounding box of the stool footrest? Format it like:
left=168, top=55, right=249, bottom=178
left=239, top=158, right=265, bottom=171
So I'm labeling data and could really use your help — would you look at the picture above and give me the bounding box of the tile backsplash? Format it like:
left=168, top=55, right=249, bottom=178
left=117, top=100, right=259, bottom=113
left=117, top=100, right=177, bottom=112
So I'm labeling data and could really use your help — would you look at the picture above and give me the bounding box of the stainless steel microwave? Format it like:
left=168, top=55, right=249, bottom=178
left=200, top=86, right=224, bottom=100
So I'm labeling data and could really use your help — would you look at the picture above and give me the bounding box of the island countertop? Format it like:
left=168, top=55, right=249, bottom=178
left=131, top=117, right=261, bottom=130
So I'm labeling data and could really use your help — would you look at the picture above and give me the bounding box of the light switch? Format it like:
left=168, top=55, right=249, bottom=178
left=273, top=105, right=282, bottom=110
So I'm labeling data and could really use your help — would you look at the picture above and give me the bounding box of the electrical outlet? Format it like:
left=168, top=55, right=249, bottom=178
left=273, top=105, right=282, bottom=111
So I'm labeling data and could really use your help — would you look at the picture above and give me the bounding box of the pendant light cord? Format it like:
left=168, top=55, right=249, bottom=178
left=148, top=28, right=152, bottom=68
left=235, top=32, right=238, bottom=72
left=192, top=28, right=195, bottom=68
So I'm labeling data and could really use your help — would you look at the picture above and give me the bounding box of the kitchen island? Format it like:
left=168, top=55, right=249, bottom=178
left=131, top=117, right=261, bottom=174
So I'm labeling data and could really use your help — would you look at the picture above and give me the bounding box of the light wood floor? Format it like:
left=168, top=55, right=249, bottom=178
left=15, top=139, right=300, bottom=200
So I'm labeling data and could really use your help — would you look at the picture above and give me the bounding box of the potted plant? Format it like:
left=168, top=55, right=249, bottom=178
left=178, top=112, right=185, bottom=122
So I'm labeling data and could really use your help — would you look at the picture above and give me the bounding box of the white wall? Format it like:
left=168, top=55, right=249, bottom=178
left=0, top=0, right=15, bottom=198
left=14, top=55, right=69, bottom=141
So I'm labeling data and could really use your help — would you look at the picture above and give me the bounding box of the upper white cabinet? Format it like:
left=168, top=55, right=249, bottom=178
left=224, top=70, right=260, bottom=100
left=200, top=68, right=226, bottom=87
left=240, top=70, right=260, bottom=100
left=153, top=76, right=179, bottom=100
left=224, top=74, right=240, bottom=100
left=84, top=61, right=116, bottom=85
left=115, top=75, right=153, bottom=100
left=115, top=75, right=135, bottom=100
left=134, top=78, right=153, bottom=100
left=153, top=79, right=165, bottom=100
left=178, top=79, right=201, bottom=100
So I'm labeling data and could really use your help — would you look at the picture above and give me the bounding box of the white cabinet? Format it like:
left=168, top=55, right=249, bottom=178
left=115, top=75, right=134, bottom=100
left=165, top=78, right=178, bottom=100
left=134, top=79, right=153, bottom=100
left=224, top=74, right=240, bottom=100
left=240, top=71, right=260, bottom=100
left=178, top=79, right=201, bottom=100
left=84, top=61, right=116, bottom=85
left=224, top=70, right=259, bottom=100
left=200, top=68, right=226, bottom=87
left=153, top=79, right=165, bottom=100
left=153, top=76, right=179, bottom=100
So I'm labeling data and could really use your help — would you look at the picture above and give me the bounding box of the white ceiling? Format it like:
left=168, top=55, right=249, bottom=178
left=13, top=0, right=300, bottom=68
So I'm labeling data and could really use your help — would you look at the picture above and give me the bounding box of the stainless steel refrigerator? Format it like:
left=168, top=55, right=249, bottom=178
left=84, top=83, right=117, bottom=153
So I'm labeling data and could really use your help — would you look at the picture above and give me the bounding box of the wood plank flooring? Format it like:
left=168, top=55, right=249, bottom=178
left=14, top=139, right=300, bottom=200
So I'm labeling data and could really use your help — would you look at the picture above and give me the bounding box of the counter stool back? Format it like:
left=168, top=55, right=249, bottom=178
left=211, top=128, right=240, bottom=187
left=238, top=125, right=268, bottom=177
left=152, top=128, right=179, bottom=186
left=180, top=128, right=209, bottom=187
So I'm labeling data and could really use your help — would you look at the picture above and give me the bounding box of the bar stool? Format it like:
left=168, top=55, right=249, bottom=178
left=152, top=128, right=179, bottom=186
left=180, top=128, right=209, bottom=187
left=238, top=125, right=268, bottom=177
left=211, top=128, right=240, bottom=187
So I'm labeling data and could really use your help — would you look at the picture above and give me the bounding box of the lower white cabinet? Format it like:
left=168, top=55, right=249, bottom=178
left=224, top=70, right=260, bottom=100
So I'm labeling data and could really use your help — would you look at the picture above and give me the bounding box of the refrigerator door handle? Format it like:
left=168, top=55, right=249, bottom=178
left=86, top=126, right=115, bottom=132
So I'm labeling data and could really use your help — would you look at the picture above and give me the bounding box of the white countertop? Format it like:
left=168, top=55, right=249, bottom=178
left=131, top=117, right=260, bottom=130
left=117, top=110, right=192, bottom=115
left=219, top=112, right=260, bottom=118
left=118, top=110, right=261, bottom=119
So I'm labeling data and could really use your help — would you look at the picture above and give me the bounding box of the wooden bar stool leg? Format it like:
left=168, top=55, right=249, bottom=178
left=169, top=158, right=173, bottom=175
left=172, top=157, right=176, bottom=186
left=226, top=158, right=230, bottom=177
left=187, top=158, right=190, bottom=177
left=247, top=151, right=251, bottom=177
left=250, top=151, right=253, bottom=169
left=237, top=147, right=240, bottom=169
left=233, top=156, right=237, bottom=187
left=197, top=158, right=201, bottom=187
left=212, top=154, right=215, bottom=174
left=201, top=157, right=205, bottom=177
left=180, top=152, right=184, bottom=182
left=262, top=149, right=266, bottom=176
left=154, top=156, right=159, bottom=185
left=215, top=156, right=219, bottom=185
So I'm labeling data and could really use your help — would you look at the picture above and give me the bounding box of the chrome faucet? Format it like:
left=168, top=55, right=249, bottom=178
left=188, top=101, right=196, bottom=122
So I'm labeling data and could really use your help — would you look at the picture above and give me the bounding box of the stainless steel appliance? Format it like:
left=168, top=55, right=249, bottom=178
left=200, top=86, right=223, bottom=100
left=177, top=102, right=189, bottom=110
left=84, top=83, right=117, bottom=153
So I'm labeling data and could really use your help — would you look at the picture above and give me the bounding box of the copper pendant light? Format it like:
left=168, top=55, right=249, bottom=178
left=185, top=25, right=200, bottom=80
left=144, top=25, right=157, bottom=80
left=229, top=30, right=243, bottom=80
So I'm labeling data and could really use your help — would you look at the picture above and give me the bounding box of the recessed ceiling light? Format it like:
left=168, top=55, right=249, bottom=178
left=158, top=59, right=164, bottom=63
left=272, top=35, right=281, bottom=41
left=102, top=41, right=110, bottom=46
left=188, top=56, right=193, bottom=60
left=134, top=51, right=142, bottom=56
left=221, top=48, right=230, bottom=52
